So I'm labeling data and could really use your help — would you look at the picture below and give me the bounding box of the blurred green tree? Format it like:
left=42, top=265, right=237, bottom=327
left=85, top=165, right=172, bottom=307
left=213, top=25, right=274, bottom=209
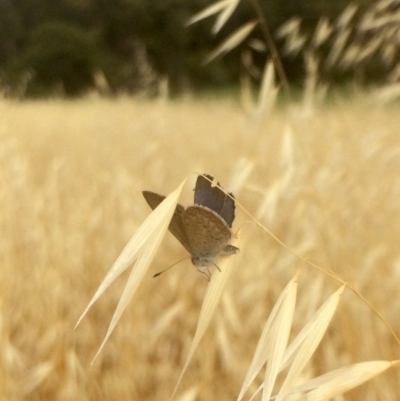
left=0, top=0, right=21, bottom=67
left=14, top=22, right=99, bottom=96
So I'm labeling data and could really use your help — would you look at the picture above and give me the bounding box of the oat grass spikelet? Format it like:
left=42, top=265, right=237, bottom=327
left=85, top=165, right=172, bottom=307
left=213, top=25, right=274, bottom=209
left=239, top=283, right=398, bottom=401
left=76, top=177, right=187, bottom=360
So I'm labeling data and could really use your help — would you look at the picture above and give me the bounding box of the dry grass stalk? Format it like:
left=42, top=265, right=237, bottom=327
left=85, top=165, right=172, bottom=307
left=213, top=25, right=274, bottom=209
left=205, top=21, right=259, bottom=64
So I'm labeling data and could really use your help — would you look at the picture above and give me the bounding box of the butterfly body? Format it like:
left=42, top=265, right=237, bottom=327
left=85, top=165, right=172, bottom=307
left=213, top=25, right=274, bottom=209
left=142, top=174, right=239, bottom=273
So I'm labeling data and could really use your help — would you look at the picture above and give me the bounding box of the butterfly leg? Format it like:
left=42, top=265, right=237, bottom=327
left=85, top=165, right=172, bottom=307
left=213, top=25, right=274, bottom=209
left=198, top=268, right=211, bottom=281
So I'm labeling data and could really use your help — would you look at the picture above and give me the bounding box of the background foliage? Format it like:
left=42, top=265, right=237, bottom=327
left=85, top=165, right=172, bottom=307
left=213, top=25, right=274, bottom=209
left=0, top=0, right=384, bottom=97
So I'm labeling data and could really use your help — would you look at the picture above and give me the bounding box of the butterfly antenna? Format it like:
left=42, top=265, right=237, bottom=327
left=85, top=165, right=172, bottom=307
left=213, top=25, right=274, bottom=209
left=153, top=257, right=190, bottom=278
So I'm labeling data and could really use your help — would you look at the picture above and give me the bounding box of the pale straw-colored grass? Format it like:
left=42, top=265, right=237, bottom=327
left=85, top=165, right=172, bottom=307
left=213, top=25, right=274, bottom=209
left=1, top=94, right=400, bottom=400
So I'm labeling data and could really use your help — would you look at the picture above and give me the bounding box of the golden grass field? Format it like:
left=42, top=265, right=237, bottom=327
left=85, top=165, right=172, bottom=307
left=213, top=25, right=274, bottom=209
left=1, top=94, right=400, bottom=400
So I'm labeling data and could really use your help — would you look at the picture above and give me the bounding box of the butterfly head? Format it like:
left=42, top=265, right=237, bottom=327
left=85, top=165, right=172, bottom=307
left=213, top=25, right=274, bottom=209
left=191, top=254, right=215, bottom=268
left=190, top=244, right=239, bottom=268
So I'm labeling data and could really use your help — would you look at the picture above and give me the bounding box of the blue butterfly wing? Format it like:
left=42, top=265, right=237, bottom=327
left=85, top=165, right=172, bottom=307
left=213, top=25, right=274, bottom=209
left=193, top=174, right=235, bottom=227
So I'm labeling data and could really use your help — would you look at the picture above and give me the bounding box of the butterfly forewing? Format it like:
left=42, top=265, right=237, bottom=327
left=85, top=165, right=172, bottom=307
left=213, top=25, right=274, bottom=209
left=182, top=205, right=232, bottom=258
left=194, top=174, right=235, bottom=227
left=217, top=192, right=235, bottom=228
left=142, top=191, right=192, bottom=254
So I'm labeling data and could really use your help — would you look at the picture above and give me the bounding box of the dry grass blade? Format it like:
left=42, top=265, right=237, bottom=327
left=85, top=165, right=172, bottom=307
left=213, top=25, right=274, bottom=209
left=172, top=229, right=242, bottom=399
left=280, top=125, right=295, bottom=170
left=237, top=275, right=298, bottom=401
left=276, top=18, right=305, bottom=74
left=275, top=17, right=301, bottom=39
left=205, top=21, right=258, bottom=64
left=76, top=179, right=186, bottom=356
left=22, top=363, right=54, bottom=395
left=288, top=360, right=398, bottom=401
left=326, top=28, right=351, bottom=67
left=212, top=0, right=240, bottom=34
left=280, top=287, right=343, bottom=370
left=186, top=0, right=231, bottom=26
left=372, top=83, right=400, bottom=104
left=275, top=286, right=344, bottom=400
left=248, top=38, right=267, bottom=52
left=254, top=61, right=278, bottom=118
left=340, top=44, right=361, bottom=69
left=256, top=125, right=294, bottom=222
left=374, top=0, right=396, bottom=13
left=175, top=387, right=199, bottom=401
left=358, top=37, right=383, bottom=62
left=336, top=4, right=358, bottom=29
left=148, top=303, right=184, bottom=348
left=255, top=177, right=285, bottom=222
left=260, top=277, right=298, bottom=401
left=228, top=157, right=254, bottom=194
left=282, top=34, right=306, bottom=56
left=240, top=47, right=259, bottom=110
left=381, top=42, right=396, bottom=65
left=311, top=18, right=333, bottom=48
left=302, top=52, right=319, bottom=112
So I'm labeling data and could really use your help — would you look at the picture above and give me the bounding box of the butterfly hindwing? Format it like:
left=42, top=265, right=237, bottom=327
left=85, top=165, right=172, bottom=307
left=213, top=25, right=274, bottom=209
left=182, top=205, right=232, bottom=258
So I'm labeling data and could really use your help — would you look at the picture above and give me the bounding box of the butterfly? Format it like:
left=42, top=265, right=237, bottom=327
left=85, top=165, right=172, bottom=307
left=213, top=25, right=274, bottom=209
left=142, top=174, right=239, bottom=274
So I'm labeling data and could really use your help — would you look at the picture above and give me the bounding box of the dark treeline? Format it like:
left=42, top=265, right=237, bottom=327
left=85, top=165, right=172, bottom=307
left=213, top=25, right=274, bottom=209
left=0, top=0, right=382, bottom=97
